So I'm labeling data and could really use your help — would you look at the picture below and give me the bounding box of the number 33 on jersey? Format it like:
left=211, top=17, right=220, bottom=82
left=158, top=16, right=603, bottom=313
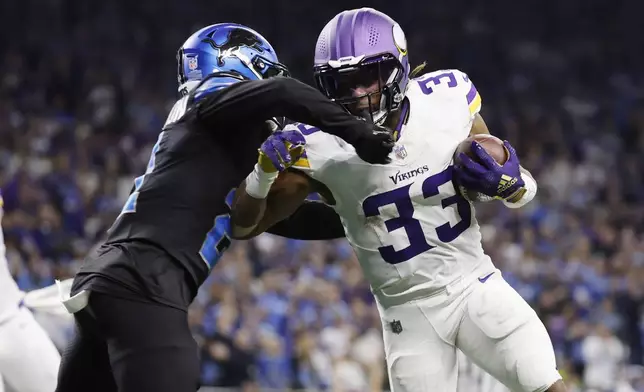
left=287, top=69, right=493, bottom=299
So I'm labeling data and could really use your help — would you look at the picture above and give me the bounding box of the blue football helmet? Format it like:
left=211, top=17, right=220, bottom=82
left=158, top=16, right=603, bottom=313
left=176, top=23, right=289, bottom=96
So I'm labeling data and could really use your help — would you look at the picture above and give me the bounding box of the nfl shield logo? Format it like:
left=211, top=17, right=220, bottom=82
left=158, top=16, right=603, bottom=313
left=188, top=55, right=199, bottom=71
left=394, top=144, right=407, bottom=159
left=390, top=320, right=403, bottom=334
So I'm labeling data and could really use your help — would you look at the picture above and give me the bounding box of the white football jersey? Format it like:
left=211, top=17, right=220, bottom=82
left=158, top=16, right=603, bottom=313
left=289, top=69, right=494, bottom=306
left=0, top=194, right=23, bottom=321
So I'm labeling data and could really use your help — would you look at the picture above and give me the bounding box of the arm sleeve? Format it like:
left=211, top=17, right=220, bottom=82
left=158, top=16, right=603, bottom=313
left=265, top=200, right=345, bottom=240
left=193, top=76, right=369, bottom=145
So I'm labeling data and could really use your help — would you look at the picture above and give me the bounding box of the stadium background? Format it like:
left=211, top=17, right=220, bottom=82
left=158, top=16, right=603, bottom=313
left=2, top=0, right=644, bottom=391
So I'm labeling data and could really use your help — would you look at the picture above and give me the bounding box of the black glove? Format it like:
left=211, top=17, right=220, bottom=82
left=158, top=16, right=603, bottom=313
left=352, top=125, right=395, bottom=164
left=350, top=110, right=395, bottom=164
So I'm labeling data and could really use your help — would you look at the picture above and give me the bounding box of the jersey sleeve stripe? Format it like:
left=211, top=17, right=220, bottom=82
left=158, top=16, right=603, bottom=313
left=468, top=92, right=482, bottom=115
left=465, top=83, right=478, bottom=105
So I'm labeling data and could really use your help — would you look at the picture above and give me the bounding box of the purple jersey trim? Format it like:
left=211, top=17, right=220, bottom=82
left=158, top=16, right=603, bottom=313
left=466, top=83, right=478, bottom=105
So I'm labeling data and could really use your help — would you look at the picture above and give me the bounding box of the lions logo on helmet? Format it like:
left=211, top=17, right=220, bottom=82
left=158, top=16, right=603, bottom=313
left=201, top=28, right=266, bottom=67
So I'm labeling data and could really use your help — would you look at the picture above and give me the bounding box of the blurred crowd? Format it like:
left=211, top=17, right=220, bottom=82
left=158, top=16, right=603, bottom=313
left=2, top=0, right=644, bottom=391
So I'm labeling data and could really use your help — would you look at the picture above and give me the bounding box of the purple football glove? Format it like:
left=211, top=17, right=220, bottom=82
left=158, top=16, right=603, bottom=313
left=453, top=140, right=524, bottom=200
left=258, top=130, right=306, bottom=172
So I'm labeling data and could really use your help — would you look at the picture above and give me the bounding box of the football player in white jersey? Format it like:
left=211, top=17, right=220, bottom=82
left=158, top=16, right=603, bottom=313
left=229, top=7, right=566, bottom=392
left=0, top=194, right=61, bottom=392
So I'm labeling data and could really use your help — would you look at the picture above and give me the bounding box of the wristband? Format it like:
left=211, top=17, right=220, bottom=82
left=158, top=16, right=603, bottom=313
left=244, top=164, right=278, bottom=199
left=502, top=172, right=537, bottom=209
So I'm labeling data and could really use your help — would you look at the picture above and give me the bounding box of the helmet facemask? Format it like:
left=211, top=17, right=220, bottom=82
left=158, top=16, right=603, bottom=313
left=250, top=55, right=290, bottom=79
left=314, top=54, right=404, bottom=125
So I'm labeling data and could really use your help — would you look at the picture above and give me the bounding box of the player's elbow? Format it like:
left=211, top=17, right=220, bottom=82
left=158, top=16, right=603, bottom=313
left=469, top=113, right=490, bottom=136
left=230, top=224, right=259, bottom=240
left=229, top=199, right=264, bottom=240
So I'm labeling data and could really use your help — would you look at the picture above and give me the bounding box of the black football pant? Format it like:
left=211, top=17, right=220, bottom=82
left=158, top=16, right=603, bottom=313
left=55, top=292, right=200, bottom=392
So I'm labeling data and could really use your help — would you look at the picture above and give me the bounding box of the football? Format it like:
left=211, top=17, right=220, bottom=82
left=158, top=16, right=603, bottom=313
left=454, top=134, right=507, bottom=164
left=453, top=134, right=508, bottom=202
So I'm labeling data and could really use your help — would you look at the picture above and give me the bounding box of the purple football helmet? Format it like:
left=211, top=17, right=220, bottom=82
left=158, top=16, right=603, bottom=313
left=314, top=8, right=410, bottom=125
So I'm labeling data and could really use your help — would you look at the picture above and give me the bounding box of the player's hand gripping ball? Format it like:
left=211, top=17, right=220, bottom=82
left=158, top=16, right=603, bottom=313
left=258, top=130, right=306, bottom=173
left=453, top=134, right=525, bottom=202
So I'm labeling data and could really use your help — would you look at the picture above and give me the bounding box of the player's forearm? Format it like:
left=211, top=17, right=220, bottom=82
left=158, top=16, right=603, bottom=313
left=265, top=201, right=346, bottom=240
left=197, top=77, right=369, bottom=145
left=231, top=189, right=304, bottom=240
left=231, top=169, right=313, bottom=239
left=261, top=77, right=369, bottom=146
left=230, top=172, right=271, bottom=239
left=503, top=166, right=537, bottom=208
